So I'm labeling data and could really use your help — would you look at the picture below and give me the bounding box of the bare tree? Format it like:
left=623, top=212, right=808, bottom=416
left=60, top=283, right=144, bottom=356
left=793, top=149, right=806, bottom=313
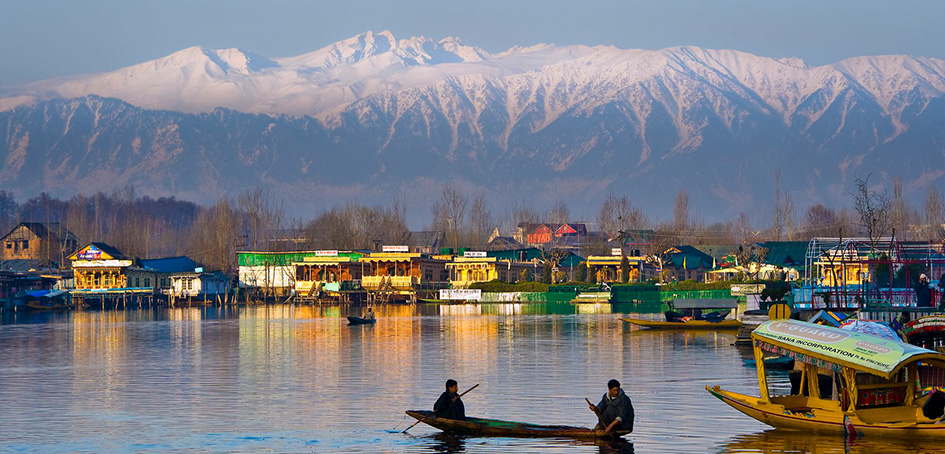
left=468, top=191, right=494, bottom=248
left=735, top=243, right=769, bottom=282
left=0, top=190, right=16, bottom=235
left=548, top=200, right=570, bottom=224
left=923, top=185, right=945, bottom=242
left=852, top=175, right=892, bottom=251
left=889, top=178, right=912, bottom=240
left=439, top=183, right=468, bottom=251
left=597, top=192, right=647, bottom=238
left=189, top=198, right=239, bottom=273
left=802, top=204, right=841, bottom=239
left=671, top=190, right=699, bottom=244
left=238, top=188, right=285, bottom=251
left=305, top=201, right=409, bottom=251
left=648, top=226, right=679, bottom=283
left=673, top=190, right=689, bottom=232
left=771, top=171, right=795, bottom=240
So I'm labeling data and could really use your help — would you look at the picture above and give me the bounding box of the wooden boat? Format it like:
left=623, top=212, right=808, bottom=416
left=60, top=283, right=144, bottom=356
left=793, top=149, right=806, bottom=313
left=707, top=319, right=945, bottom=440
left=346, top=316, right=376, bottom=325
left=621, top=298, right=741, bottom=330
left=404, top=410, right=629, bottom=439
left=23, top=290, right=74, bottom=311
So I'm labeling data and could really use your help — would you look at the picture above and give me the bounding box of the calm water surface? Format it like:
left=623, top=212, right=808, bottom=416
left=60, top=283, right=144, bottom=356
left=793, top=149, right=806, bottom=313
left=0, top=304, right=937, bottom=453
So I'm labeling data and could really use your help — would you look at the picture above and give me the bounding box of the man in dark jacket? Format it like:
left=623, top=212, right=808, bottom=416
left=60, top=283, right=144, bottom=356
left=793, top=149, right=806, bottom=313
left=434, top=379, right=465, bottom=420
left=915, top=274, right=933, bottom=307
left=588, top=379, right=634, bottom=433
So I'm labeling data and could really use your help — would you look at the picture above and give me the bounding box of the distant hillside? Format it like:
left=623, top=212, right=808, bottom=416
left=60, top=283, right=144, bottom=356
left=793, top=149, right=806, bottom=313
left=2, top=31, right=943, bottom=223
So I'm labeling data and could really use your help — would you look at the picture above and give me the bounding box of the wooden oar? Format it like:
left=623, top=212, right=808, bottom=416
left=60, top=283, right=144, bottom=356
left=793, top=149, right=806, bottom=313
left=585, top=397, right=615, bottom=439
left=402, top=383, right=479, bottom=433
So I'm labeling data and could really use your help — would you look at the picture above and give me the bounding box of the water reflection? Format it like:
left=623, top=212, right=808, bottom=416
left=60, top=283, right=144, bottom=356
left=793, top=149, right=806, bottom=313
left=716, top=430, right=939, bottom=454
left=1, top=304, right=940, bottom=453
left=407, top=434, right=635, bottom=454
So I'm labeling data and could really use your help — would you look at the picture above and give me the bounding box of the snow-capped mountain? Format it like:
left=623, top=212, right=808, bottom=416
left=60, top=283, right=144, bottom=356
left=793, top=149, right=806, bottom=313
left=1, top=31, right=943, bottom=222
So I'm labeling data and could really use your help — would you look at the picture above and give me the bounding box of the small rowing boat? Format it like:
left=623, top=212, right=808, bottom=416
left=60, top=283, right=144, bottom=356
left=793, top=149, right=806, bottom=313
left=346, top=316, right=376, bottom=325
left=404, top=410, right=628, bottom=439
left=620, top=298, right=742, bottom=330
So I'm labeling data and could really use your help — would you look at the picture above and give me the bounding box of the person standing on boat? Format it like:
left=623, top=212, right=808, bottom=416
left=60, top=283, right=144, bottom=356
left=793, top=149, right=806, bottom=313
left=434, top=379, right=466, bottom=420
left=588, top=379, right=634, bottom=433
left=914, top=274, right=933, bottom=307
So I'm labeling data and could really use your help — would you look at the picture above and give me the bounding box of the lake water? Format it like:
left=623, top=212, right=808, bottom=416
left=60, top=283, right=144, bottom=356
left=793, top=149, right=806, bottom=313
left=0, top=304, right=939, bottom=453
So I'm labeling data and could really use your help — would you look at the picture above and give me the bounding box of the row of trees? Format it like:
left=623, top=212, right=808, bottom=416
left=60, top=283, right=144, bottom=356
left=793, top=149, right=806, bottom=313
left=1, top=176, right=942, bottom=274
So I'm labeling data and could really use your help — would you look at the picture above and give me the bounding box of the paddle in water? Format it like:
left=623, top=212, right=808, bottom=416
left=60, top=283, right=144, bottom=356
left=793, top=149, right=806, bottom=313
left=402, top=383, right=479, bottom=433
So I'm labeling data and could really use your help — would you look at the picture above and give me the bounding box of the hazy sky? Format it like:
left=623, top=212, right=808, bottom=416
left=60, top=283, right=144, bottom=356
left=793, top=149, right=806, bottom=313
left=1, top=0, right=943, bottom=88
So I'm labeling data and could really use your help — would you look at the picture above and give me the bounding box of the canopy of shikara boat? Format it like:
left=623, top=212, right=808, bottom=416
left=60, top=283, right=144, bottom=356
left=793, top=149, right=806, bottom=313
left=752, top=319, right=945, bottom=380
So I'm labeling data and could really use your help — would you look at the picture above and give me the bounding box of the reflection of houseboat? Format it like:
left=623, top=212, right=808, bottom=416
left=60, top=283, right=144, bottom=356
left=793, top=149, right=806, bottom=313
left=707, top=319, right=945, bottom=440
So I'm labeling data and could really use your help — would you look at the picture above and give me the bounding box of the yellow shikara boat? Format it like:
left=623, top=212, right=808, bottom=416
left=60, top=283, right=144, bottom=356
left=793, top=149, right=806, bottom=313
left=706, top=319, right=945, bottom=440
left=620, top=299, right=742, bottom=330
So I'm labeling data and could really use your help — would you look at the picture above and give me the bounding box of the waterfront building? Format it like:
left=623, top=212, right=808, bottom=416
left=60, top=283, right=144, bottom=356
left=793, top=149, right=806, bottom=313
left=359, top=250, right=448, bottom=302
left=68, top=243, right=155, bottom=307
left=292, top=251, right=365, bottom=301
left=445, top=254, right=533, bottom=288
left=660, top=246, right=714, bottom=282
left=515, top=223, right=588, bottom=246
left=69, top=243, right=133, bottom=290
left=487, top=248, right=546, bottom=282
left=0, top=222, right=77, bottom=268
left=237, top=251, right=310, bottom=297
left=169, top=270, right=230, bottom=299
left=406, top=231, right=445, bottom=254
left=585, top=254, right=647, bottom=283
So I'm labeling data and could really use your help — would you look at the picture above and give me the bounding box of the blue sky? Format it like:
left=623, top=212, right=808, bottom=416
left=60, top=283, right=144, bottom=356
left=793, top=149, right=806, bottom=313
left=1, top=0, right=943, bottom=88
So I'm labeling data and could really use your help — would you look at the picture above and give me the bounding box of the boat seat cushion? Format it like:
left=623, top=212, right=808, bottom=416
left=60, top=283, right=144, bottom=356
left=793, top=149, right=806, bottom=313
left=857, top=386, right=906, bottom=408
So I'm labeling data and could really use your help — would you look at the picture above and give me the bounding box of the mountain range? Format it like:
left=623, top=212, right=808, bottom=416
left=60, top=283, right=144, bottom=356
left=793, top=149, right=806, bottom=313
left=2, top=30, right=943, bottom=226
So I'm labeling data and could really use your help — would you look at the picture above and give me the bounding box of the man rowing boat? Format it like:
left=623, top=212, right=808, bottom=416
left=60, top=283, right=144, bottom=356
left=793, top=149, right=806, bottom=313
left=588, top=379, right=634, bottom=433
left=434, top=379, right=466, bottom=420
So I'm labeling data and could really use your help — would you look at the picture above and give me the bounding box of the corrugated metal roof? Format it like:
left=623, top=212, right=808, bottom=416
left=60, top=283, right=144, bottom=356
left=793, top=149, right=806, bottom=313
left=140, top=256, right=197, bottom=273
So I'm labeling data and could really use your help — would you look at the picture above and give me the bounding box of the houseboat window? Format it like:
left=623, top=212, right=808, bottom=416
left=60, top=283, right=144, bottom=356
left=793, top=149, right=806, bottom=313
left=135, top=278, right=140, bottom=287
left=5, top=242, right=11, bottom=249
left=22, top=241, right=28, bottom=249
left=145, top=278, right=150, bottom=287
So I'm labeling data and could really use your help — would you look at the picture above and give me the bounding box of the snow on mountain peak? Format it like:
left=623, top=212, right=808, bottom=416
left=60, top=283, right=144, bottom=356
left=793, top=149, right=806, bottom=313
left=213, top=48, right=279, bottom=74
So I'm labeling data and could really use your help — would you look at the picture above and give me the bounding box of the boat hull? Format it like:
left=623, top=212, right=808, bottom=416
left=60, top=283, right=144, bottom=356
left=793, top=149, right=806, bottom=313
left=405, top=410, right=628, bottom=439
left=346, top=316, right=376, bottom=325
left=705, top=386, right=945, bottom=440
left=620, top=318, right=742, bottom=330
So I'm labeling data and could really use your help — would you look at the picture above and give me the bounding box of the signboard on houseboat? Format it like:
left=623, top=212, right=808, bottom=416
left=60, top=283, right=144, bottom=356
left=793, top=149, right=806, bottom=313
left=464, top=251, right=487, bottom=258
left=439, top=289, right=482, bottom=301
left=315, top=250, right=339, bottom=257
left=731, top=283, right=765, bottom=295
left=383, top=245, right=409, bottom=253
left=611, top=248, right=623, bottom=256
left=76, top=244, right=105, bottom=260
